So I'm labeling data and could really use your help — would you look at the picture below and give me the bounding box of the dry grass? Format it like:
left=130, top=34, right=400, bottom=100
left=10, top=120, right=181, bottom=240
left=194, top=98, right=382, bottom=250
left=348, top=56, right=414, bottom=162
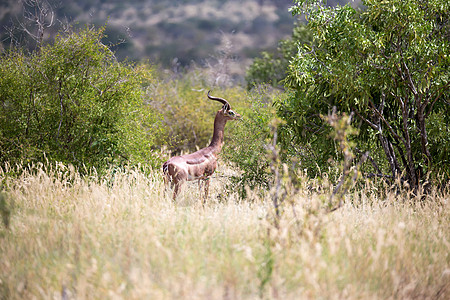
left=0, top=162, right=449, bottom=299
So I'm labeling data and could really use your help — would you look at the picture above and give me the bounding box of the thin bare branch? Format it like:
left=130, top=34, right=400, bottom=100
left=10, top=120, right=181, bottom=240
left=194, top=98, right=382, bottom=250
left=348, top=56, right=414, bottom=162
left=368, top=98, right=404, bottom=144
left=352, top=107, right=378, bottom=130
left=401, top=60, right=418, bottom=96
left=425, top=81, right=450, bottom=118
left=355, top=147, right=381, bottom=174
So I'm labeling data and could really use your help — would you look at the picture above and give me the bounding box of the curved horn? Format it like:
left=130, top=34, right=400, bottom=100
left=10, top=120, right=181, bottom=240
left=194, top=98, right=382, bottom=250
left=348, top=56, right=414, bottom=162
left=207, top=90, right=231, bottom=110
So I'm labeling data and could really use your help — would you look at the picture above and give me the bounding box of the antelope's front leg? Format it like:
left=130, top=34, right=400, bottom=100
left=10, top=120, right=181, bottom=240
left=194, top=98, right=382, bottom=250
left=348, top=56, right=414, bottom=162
left=203, top=178, right=210, bottom=206
left=197, top=178, right=209, bottom=206
left=198, top=179, right=203, bottom=201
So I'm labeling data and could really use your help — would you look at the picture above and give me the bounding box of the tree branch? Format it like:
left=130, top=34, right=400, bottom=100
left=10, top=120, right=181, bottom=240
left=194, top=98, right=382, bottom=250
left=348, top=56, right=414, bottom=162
left=352, top=107, right=378, bottom=130
left=425, top=81, right=450, bottom=118
left=355, top=147, right=382, bottom=174
left=368, top=98, right=404, bottom=144
left=401, top=59, right=418, bottom=96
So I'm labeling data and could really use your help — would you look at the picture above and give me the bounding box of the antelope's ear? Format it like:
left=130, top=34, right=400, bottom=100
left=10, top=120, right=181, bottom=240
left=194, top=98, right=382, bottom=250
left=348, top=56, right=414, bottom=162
left=222, top=104, right=230, bottom=111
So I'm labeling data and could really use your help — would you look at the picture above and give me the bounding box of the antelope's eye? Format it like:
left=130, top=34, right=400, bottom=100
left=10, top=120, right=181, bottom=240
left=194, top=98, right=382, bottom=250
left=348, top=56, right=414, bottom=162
left=228, top=111, right=235, bottom=116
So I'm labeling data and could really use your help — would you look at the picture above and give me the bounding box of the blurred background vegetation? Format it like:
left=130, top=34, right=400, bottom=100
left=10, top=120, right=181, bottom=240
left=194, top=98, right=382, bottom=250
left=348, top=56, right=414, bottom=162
left=0, top=0, right=358, bottom=81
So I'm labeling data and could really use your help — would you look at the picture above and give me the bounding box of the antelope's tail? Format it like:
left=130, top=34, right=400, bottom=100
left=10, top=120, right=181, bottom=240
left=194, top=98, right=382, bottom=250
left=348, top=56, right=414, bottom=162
left=162, top=161, right=172, bottom=186
left=162, top=161, right=169, bottom=175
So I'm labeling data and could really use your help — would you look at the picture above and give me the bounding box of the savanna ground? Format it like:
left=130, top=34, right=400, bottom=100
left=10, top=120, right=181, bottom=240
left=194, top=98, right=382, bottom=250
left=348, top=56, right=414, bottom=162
left=0, top=162, right=448, bottom=299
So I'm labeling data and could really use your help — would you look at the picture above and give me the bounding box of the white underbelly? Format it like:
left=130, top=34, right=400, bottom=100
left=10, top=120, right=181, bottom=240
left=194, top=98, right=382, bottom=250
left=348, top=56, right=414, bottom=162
left=187, top=173, right=200, bottom=181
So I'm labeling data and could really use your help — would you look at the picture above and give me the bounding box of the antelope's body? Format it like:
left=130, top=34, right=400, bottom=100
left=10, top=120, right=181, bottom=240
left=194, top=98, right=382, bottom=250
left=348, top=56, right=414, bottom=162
left=162, top=91, right=240, bottom=202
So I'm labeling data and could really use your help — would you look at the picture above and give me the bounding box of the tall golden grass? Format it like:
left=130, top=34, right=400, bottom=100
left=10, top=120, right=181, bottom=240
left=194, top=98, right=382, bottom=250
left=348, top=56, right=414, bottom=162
left=0, top=162, right=448, bottom=299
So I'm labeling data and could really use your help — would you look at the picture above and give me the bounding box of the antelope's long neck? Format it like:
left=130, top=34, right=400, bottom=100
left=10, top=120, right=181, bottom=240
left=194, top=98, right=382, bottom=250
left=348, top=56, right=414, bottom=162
left=208, top=113, right=227, bottom=154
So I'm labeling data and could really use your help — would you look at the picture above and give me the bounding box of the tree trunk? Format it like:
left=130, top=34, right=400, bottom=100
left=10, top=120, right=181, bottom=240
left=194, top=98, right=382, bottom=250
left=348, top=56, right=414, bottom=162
left=401, top=100, right=417, bottom=188
left=378, top=131, right=399, bottom=179
left=417, top=103, right=432, bottom=168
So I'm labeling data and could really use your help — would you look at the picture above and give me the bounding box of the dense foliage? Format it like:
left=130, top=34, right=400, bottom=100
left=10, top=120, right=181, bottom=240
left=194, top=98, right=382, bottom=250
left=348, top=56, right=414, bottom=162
left=0, top=27, right=163, bottom=171
left=278, top=0, right=449, bottom=189
left=222, top=87, right=276, bottom=198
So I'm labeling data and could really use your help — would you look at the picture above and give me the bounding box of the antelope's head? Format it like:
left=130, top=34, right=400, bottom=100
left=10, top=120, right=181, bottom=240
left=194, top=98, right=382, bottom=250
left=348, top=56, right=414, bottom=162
left=207, top=91, right=241, bottom=121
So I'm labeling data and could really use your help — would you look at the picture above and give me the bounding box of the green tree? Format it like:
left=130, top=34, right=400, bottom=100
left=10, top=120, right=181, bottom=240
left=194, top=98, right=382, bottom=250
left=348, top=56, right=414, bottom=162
left=281, top=0, right=449, bottom=190
left=0, top=27, right=163, bottom=171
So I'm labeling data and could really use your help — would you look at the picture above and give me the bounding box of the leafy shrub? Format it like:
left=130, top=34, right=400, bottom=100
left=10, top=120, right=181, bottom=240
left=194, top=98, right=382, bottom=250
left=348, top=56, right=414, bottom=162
left=148, top=79, right=219, bottom=155
left=0, top=26, right=163, bottom=171
left=222, top=87, right=276, bottom=198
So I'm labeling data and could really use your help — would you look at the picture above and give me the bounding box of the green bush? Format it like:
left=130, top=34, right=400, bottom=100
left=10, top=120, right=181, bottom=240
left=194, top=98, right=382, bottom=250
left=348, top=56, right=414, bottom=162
left=148, top=78, right=219, bottom=155
left=222, top=87, right=276, bottom=198
left=0, top=27, right=163, bottom=171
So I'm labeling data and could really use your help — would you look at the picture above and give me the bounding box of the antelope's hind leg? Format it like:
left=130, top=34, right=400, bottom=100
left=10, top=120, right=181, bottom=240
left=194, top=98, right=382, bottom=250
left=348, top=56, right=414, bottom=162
left=173, top=180, right=186, bottom=200
left=163, top=164, right=186, bottom=201
left=164, top=176, right=184, bottom=201
left=163, top=169, right=176, bottom=199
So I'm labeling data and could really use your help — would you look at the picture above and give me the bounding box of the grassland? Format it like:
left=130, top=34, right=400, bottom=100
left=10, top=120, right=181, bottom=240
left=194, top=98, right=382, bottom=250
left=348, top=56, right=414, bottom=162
left=0, top=162, right=449, bottom=299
